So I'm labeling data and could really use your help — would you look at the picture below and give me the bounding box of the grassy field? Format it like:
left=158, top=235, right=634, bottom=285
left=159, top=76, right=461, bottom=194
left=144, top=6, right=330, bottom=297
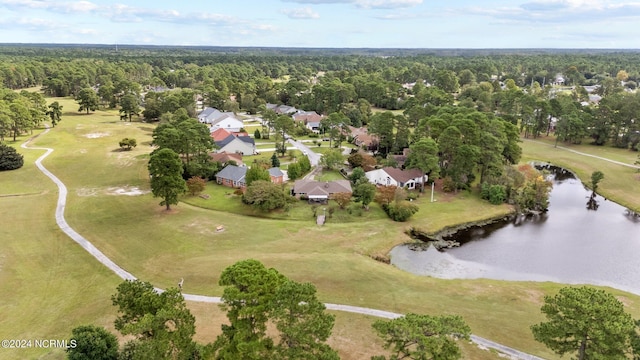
left=2, top=97, right=640, bottom=360
left=521, top=137, right=640, bottom=212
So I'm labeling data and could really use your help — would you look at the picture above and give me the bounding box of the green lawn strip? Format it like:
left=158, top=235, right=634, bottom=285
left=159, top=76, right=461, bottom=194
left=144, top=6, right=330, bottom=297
left=0, top=188, right=120, bottom=360
left=525, top=136, right=639, bottom=164
left=521, top=139, right=640, bottom=212
left=316, top=169, right=346, bottom=181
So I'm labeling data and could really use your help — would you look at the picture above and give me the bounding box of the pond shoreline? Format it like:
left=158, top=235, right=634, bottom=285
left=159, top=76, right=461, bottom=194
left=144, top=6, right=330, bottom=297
left=407, top=210, right=516, bottom=250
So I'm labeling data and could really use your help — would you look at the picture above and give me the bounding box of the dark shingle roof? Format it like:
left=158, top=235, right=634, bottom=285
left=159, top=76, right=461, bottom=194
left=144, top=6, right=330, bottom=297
left=216, top=165, right=247, bottom=182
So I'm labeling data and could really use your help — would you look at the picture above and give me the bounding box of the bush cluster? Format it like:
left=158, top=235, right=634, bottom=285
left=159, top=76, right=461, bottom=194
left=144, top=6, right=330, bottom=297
left=0, top=144, right=24, bottom=171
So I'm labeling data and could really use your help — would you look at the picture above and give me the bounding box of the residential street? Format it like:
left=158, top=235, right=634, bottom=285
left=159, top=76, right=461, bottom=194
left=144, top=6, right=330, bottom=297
left=287, top=138, right=321, bottom=166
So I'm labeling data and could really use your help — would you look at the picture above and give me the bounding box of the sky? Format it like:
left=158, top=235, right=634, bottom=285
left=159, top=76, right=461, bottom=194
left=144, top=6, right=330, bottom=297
left=0, top=0, right=639, bottom=48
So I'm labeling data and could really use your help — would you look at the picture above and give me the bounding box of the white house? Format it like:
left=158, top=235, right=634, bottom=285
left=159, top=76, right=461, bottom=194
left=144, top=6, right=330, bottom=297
left=216, top=135, right=256, bottom=155
left=365, top=167, right=427, bottom=190
left=198, top=107, right=244, bottom=132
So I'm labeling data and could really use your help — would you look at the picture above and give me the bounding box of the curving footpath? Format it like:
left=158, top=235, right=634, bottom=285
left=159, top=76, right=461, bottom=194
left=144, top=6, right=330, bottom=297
left=22, top=129, right=546, bottom=360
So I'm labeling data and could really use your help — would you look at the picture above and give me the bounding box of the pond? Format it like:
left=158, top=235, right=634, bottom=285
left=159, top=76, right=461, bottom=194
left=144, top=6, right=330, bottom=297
left=390, top=165, right=640, bottom=294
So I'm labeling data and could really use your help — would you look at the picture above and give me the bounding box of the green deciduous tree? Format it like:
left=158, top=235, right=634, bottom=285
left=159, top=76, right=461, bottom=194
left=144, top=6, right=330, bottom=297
left=148, top=148, right=186, bottom=210
left=298, top=155, right=311, bottom=174
left=287, top=162, right=301, bottom=180
left=531, top=286, right=635, bottom=360
left=67, top=325, right=119, bottom=360
left=246, top=165, right=271, bottom=186
left=242, top=180, right=289, bottom=211
left=319, top=148, right=344, bottom=170
left=354, top=182, right=376, bottom=210
left=384, top=201, right=419, bottom=222
left=0, top=144, right=24, bottom=171
left=372, top=313, right=471, bottom=360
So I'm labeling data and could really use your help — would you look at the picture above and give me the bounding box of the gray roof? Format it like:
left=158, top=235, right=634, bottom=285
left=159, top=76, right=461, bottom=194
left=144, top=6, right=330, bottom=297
left=216, top=134, right=237, bottom=148
left=237, top=136, right=255, bottom=146
left=216, top=165, right=247, bottom=182
left=268, top=167, right=284, bottom=177
left=293, top=179, right=352, bottom=197
left=198, top=107, right=216, bottom=118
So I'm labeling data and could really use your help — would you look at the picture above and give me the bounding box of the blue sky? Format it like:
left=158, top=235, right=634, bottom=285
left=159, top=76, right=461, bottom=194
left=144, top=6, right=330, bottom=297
left=0, top=0, right=639, bottom=48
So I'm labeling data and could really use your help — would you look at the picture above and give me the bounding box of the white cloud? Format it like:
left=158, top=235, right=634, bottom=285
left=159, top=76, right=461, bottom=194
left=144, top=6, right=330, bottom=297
left=0, top=0, right=98, bottom=13
left=281, top=0, right=353, bottom=3
left=281, top=6, right=320, bottom=19
left=458, top=1, right=640, bottom=24
left=281, top=0, right=422, bottom=9
left=356, top=0, right=422, bottom=9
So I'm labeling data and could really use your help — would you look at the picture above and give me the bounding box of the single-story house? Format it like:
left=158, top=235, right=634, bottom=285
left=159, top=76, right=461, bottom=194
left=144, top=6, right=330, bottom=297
left=293, top=111, right=323, bottom=124
left=292, top=179, right=352, bottom=203
left=216, top=164, right=284, bottom=189
left=347, top=126, right=377, bottom=148
left=209, top=151, right=243, bottom=166
left=365, top=167, right=427, bottom=190
left=211, top=128, right=233, bottom=142
left=199, top=107, right=244, bottom=132
left=266, top=103, right=298, bottom=115
left=306, top=121, right=321, bottom=133
left=216, top=165, right=247, bottom=189
left=268, top=167, right=285, bottom=184
left=216, top=134, right=256, bottom=155
left=390, top=148, right=411, bottom=169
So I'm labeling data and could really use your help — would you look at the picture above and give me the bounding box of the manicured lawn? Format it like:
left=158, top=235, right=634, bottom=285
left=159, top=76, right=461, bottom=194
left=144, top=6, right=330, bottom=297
left=521, top=138, right=640, bottom=212
left=316, top=169, right=347, bottom=181
left=5, top=97, right=640, bottom=359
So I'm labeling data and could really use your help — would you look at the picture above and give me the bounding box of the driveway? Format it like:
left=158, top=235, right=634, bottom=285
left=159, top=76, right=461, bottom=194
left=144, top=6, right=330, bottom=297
left=287, top=138, right=321, bottom=166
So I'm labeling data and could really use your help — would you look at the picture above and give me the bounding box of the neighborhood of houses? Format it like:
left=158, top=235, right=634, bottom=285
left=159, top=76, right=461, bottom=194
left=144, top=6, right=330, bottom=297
left=200, top=104, right=427, bottom=204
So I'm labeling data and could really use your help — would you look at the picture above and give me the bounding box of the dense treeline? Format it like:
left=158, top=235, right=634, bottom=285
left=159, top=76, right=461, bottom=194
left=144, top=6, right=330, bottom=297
left=1, top=45, right=638, bottom=211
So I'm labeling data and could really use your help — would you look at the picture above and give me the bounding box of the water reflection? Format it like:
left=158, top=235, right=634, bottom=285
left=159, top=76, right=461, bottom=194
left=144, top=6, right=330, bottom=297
left=390, top=165, right=640, bottom=295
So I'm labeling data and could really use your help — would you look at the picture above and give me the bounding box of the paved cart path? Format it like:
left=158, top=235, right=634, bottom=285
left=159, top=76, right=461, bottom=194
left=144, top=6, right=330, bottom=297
left=20, top=129, right=545, bottom=360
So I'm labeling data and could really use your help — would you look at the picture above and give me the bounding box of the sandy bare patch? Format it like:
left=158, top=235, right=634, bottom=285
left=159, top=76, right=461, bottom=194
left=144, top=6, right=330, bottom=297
left=108, top=151, right=135, bottom=167
left=106, top=186, right=149, bottom=196
left=77, top=188, right=99, bottom=197
left=84, top=132, right=110, bottom=138
left=183, top=220, right=225, bottom=236
left=79, top=149, right=87, bottom=154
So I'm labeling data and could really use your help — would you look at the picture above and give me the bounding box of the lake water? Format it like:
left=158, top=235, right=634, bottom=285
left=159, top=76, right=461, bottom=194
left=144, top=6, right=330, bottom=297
left=390, top=166, right=640, bottom=294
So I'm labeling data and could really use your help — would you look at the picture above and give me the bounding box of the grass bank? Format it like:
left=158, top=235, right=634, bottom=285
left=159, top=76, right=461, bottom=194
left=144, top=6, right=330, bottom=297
left=521, top=138, right=640, bottom=212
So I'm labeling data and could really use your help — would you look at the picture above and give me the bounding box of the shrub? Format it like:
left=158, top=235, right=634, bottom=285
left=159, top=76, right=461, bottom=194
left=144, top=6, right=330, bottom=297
left=287, top=162, right=301, bottom=180
left=186, top=176, right=206, bottom=196
left=384, top=201, right=419, bottom=222
left=0, top=144, right=24, bottom=171
left=488, top=184, right=506, bottom=204
left=118, top=138, right=137, bottom=151
left=441, top=176, right=456, bottom=192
